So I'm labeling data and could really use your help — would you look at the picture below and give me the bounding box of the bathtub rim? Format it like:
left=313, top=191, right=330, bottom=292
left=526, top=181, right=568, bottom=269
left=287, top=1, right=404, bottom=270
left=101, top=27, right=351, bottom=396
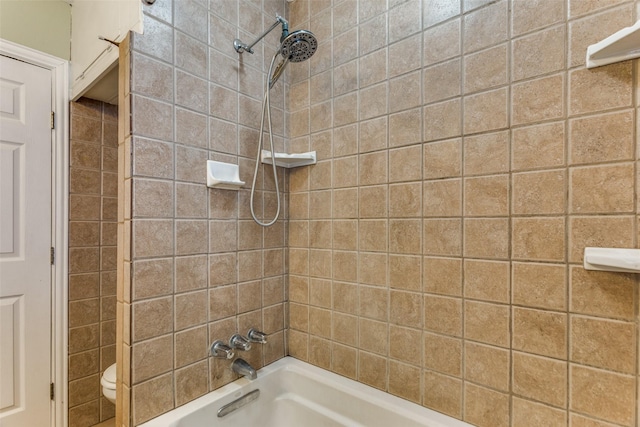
left=139, top=356, right=471, bottom=427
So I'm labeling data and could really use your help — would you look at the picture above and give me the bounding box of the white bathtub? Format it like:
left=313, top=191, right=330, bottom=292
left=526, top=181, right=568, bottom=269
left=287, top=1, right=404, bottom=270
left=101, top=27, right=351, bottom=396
left=140, top=357, right=471, bottom=427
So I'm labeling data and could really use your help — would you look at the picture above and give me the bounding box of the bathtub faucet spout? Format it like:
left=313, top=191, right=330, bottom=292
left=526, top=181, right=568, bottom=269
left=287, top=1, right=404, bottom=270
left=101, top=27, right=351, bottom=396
left=232, top=358, right=257, bottom=380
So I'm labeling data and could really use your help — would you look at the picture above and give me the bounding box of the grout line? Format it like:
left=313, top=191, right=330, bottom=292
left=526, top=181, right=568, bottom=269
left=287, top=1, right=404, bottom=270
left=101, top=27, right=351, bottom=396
left=561, top=0, right=572, bottom=420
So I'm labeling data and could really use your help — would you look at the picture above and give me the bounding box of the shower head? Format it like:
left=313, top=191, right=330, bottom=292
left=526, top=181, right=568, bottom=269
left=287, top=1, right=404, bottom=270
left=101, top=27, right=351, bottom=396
left=269, top=30, right=317, bottom=88
left=280, top=29, right=317, bottom=62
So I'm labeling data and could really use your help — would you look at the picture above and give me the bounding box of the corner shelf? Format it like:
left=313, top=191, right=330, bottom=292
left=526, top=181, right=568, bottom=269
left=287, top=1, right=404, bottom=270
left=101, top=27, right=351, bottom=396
left=206, top=160, right=245, bottom=190
left=261, top=150, right=316, bottom=168
left=586, top=19, right=640, bottom=68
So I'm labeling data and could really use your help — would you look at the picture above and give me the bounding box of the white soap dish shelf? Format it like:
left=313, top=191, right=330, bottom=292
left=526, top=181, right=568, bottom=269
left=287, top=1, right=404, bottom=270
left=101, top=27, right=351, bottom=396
left=261, top=150, right=316, bottom=168
left=583, top=247, right=640, bottom=273
left=586, top=19, right=640, bottom=68
left=206, top=160, right=245, bottom=190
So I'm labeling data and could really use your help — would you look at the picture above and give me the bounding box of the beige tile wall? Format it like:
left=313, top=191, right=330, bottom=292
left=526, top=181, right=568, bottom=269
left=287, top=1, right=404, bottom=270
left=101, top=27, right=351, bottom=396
left=68, top=98, right=118, bottom=426
left=117, top=0, right=288, bottom=425
left=287, top=1, right=640, bottom=426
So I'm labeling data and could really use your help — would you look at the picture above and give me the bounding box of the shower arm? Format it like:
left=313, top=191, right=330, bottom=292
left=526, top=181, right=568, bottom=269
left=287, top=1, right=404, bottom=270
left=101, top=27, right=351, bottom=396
left=234, top=15, right=288, bottom=54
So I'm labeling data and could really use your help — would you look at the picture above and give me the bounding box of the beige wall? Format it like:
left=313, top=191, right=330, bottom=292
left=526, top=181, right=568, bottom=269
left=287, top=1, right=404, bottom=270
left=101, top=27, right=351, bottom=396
left=117, top=0, right=288, bottom=425
left=0, top=0, right=71, bottom=60
left=68, top=98, right=118, bottom=426
left=287, top=1, right=640, bottom=426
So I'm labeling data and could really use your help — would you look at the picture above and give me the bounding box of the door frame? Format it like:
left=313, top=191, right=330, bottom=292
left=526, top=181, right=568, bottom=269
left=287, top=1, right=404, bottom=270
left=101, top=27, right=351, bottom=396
left=0, top=38, right=69, bottom=427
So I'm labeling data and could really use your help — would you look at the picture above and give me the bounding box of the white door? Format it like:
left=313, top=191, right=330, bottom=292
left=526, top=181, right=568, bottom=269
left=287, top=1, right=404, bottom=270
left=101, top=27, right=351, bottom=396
left=0, top=54, right=53, bottom=426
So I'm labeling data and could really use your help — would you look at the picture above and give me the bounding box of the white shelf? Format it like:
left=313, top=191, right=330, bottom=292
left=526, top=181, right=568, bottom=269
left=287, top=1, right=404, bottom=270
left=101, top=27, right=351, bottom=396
left=206, top=160, right=245, bottom=190
left=261, top=150, right=316, bottom=168
left=583, top=247, right=640, bottom=273
left=586, top=19, right=640, bottom=68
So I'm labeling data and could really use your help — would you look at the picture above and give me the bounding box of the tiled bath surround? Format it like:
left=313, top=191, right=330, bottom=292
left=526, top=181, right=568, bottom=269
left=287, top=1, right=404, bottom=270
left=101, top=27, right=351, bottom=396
left=286, top=0, right=640, bottom=426
left=117, top=0, right=288, bottom=425
left=113, top=0, right=640, bottom=426
left=68, top=98, right=118, bottom=426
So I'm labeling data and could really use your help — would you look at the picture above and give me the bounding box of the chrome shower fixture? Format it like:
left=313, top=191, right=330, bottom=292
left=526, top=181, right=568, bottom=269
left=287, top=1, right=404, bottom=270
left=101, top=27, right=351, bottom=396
left=234, top=14, right=289, bottom=55
left=269, top=29, right=317, bottom=88
left=242, top=15, right=318, bottom=227
left=280, top=29, right=317, bottom=62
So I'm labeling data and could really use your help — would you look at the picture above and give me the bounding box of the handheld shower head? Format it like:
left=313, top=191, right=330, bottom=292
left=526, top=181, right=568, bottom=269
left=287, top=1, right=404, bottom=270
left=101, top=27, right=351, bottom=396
left=269, top=30, right=317, bottom=88
left=280, top=29, right=317, bottom=62
left=252, top=28, right=319, bottom=227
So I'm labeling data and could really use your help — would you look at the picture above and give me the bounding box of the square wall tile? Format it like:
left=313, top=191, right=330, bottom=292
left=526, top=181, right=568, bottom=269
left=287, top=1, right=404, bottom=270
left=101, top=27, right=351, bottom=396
left=465, top=342, right=510, bottom=392
left=389, top=325, right=422, bottom=366
left=424, top=295, right=461, bottom=337
left=424, top=138, right=462, bottom=179
left=512, top=351, right=566, bottom=408
left=131, top=297, right=173, bottom=342
left=570, top=163, right=635, bottom=214
left=389, top=34, right=422, bottom=78
left=389, top=109, right=423, bottom=148
left=569, top=62, right=632, bottom=116
left=389, top=184, right=422, bottom=218
left=512, top=26, right=565, bottom=82
left=512, top=262, right=566, bottom=311
left=463, top=88, right=508, bottom=135
left=464, top=175, right=509, bottom=217
left=423, top=18, right=460, bottom=63
left=424, top=99, right=462, bottom=142
left=464, top=44, right=508, bottom=93
left=424, top=257, right=462, bottom=296
left=569, top=110, right=634, bottom=165
left=358, top=351, right=388, bottom=391
left=423, top=332, right=462, bottom=377
left=570, top=365, right=635, bottom=426
left=512, top=217, right=565, bottom=262
left=424, top=59, right=461, bottom=104
left=569, top=267, right=635, bottom=320
left=512, top=74, right=564, bottom=126
left=512, top=398, right=566, bottom=427
left=423, top=179, right=462, bottom=218
left=463, top=383, right=509, bottom=427
left=464, top=218, right=509, bottom=259
left=423, top=370, right=462, bottom=418
left=389, top=145, right=422, bottom=182
left=512, top=122, right=565, bottom=171
left=513, top=307, right=566, bottom=359
left=570, top=315, right=635, bottom=374
left=462, top=0, right=508, bottom=54
left=512, top=0, right=564, bottom=36
left=463, top=260, right=509, bottom=303
left=388, top=361, right=421, bottom=403
left=464, top=301, right=510, bottom=348
left=569, top=216, right=634, bottom=263
left=464, top=131, right=509, bottom=176
left=568, top=4, right=634, bottom=67
left=424, top=219, right=462, bottom=257
left=512, top=170, right=565, bottom=215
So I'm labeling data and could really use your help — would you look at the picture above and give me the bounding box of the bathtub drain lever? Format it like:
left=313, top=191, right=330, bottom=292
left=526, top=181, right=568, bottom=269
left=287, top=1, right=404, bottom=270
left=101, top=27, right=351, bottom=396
left=217, top=389, right=260, bottom=418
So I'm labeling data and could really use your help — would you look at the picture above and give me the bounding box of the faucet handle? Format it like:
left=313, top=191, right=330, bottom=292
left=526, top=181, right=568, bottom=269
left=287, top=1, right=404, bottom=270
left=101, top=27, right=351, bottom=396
left=210, top=341, right=235, bottom=359
left=229, top=334, right=252, bottom=351
left=247, top=328, right=267, bottom=344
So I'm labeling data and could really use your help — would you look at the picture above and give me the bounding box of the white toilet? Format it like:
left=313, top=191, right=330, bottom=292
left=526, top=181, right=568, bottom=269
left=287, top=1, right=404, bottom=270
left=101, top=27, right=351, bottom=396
left=101, top=363, right=117, bottom=404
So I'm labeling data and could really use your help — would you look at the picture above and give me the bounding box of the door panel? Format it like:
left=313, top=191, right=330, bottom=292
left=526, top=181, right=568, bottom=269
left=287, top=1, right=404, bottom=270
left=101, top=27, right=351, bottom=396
left=0, top=54, right=52, bottom=427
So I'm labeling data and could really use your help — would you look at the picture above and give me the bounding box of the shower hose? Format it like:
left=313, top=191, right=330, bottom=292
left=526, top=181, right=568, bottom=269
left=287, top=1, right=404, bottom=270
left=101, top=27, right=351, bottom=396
left=250, top=52, right=281, bottom=227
